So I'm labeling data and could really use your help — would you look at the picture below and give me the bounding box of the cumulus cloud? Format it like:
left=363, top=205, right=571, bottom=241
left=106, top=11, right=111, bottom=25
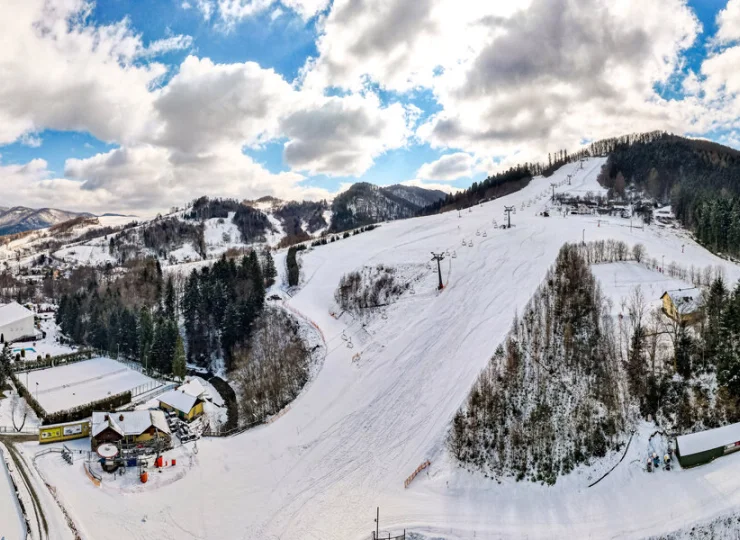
left=416, top=152, right=478, bottom=181
left=716, top=0, right=740, bottom=44
left=150, top=56, right=301, bottom=153
left=281, top=94, right=411, bottom=176
left=303, top=0, right=531, bottom=92
left=0, top=0, right=165, bottom=146
left=62, top=144, right=331, bottom=213
left=417, top=0, right=703, bottom=161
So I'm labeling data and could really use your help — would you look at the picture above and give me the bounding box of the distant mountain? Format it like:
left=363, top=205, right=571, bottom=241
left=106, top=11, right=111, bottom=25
left=100, top=213, right=137, bottom=218
left=0, top=206, right=94, bottom=236
left=330, top=183, right=446, bottom=232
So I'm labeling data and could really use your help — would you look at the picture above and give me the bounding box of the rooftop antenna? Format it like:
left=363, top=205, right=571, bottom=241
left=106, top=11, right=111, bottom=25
left=431, top=252, right=445, bottom=290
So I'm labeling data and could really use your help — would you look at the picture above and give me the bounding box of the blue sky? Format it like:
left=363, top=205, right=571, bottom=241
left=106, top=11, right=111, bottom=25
left=1, top=0, right=739, bottom=212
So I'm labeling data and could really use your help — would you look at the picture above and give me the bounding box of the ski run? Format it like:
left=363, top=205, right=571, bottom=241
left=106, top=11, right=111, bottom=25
left=12, top=157, right=740, bottom=540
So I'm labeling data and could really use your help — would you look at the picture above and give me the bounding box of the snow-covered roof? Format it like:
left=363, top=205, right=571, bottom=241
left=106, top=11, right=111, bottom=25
left=662, top=288, right=702, bottom=314
left=0, top=302, right=33, bottom=326
left=158, top=389, right=200, bottom=413
left=178, top=379, right=206, bottom=399
left=92, top=410, right=170, bottom=438
left=677, top=422, right=740, bottom=456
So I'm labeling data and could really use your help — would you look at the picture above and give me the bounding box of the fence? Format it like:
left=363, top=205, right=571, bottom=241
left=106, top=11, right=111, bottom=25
left=12, top=349, right=96, bottom=373
left=130, top=380, right=166, bottom=398
left=372, top=531, right=406, bottom=540
left=404, top=460, right=431, bottom=488
left=0, top=426, right=38, bottom=435
left=202, top=419, right=262, bottom=438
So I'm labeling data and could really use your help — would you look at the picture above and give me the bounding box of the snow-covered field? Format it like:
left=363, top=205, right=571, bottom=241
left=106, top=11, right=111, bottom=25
left=592, top=261, right=695, bottom=315
left=21, top=357, right=160, bottom=414
left=29, top=158, right=740, bottom=539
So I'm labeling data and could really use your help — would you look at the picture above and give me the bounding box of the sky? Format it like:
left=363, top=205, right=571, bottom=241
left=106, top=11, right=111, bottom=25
left=1, top=0, right=740, bottom=214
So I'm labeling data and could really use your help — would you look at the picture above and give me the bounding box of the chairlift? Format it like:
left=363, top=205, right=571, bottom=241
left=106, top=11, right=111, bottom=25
left=461, top=239, right=467, bottom=246
left=468, top=240, right=474, bottom=247
left=452, top=251, right=457, bottom=258
left=475, top=230, right=480, bottom=236
left=482, top=231, right=487, bottom=237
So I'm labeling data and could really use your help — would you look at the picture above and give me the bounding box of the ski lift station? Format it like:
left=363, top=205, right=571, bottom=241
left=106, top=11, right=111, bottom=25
left=676, top=422, right=740, bottom=468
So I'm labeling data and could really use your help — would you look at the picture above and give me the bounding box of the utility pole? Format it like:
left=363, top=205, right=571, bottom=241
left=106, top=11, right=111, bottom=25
left=504, top=206, right=515, bottom=229
left=567, top=174, right=572, bottom=185
left=431, top=252, right=445, bottom=290
left=375, top=507, right=380, bottom=539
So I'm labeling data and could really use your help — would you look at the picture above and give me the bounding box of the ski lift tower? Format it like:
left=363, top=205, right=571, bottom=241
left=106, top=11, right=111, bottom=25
left=550, top=183, right=557, bottom=203
left=431, top=252, right=445, bottom=290
left=504, top=206, right=516, bottom=229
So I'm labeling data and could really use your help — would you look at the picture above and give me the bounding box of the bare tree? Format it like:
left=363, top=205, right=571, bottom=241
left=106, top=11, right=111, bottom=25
left=10, top=392, right=28, bottom=432
left=632, top=243, right=646, bottom=263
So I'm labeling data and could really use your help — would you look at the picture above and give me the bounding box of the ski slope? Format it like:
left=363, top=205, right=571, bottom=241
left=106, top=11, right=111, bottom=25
left=34, top=158, right=740, bottom=539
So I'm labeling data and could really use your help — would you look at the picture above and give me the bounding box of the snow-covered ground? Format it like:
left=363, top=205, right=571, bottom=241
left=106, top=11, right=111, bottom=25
left=21, top=357, right=160, bottom=414
left=592, top=261, right=695, bottom=316
left=0, top=444, right=24, bottom=540
left=31, top=158, right=740, bottom=539
left=11, top=317, right=77, bottom=361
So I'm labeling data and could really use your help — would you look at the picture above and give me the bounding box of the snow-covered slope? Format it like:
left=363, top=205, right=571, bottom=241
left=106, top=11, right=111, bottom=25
left=28, top=158, right=740, bottom=540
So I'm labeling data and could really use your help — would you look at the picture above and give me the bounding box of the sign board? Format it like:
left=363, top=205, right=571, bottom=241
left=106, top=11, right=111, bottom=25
left=63, top=424, right=83, bottom=436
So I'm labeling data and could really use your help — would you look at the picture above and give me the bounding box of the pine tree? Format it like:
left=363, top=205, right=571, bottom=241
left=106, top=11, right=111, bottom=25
left=138, top=307, right=154, bottom=373
left=163, top=277, right=176, bottom=319
left=172, top=334, right=186, bottom=380
left=262, top=248, right=277, bottom=287
left=0, top=343, right=11, bottom=385
left=247, top=250, right=265, bottom=310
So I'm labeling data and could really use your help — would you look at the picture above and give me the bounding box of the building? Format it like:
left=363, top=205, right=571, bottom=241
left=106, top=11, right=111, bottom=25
left=661, top=288, right=702, bottom=323
left=0, top=302, right=35, bottom=343
left=91, top=410, right=171, bottom=452
left=676, top=422, right=740, bottom=468
left=158, top=389, right=204, bottom=421
left=178, top=378, right=207, bottom=400
left=39, top=419, right=91, bottom=444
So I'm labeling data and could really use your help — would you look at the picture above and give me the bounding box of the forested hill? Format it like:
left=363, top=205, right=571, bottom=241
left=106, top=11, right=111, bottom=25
left=329, top=183, right=446, bottom=232
left=598, top=133, right=740, bottom=257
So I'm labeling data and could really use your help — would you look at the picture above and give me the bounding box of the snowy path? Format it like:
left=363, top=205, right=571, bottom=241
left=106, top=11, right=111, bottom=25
left=0, top=444, right=24, bottom=540
left=36, top=159, right=740, bottom=539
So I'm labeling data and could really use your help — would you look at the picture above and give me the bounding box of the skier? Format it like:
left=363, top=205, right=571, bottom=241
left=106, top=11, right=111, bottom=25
left=652, top=452, right=660, bottom=469
left=646, top=457, right=653, bottom=472
left=664, top=454, right=671, bottom=471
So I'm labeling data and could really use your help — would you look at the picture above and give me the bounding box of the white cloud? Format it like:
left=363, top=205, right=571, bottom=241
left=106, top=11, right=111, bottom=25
left=716, top=0, right=740, bottom=44
left=416, top=0, right=704, bottom=162
left=211, top=0, right=328, bottom=28
left=281, top=94, right=411, bottom=176
left=62, top=144, right=332, bottom=213
left=150, top=55, right=301, bottom=153
left=140, top=34, right=194, bottom=58
left=416, top=152, right=478, bottom=181
left=303, top=0, right=532, bottom=93
left=0, top=0, right=164, bottom=146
